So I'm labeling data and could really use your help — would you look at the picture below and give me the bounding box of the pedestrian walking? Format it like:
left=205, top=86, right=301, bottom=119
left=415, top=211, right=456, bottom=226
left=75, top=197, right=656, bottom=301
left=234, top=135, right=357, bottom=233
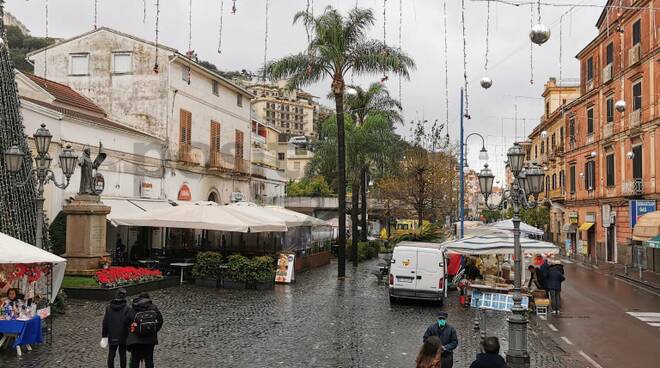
left=422, top=312, right=458, bottom=368
left=101, top=288, right=129, bottom=368
left=546, top=261, right=565, bottom=314
left=415, top=335, right=443, bottom=368
left=469, top=336, right=507, bottom=368
left=125, top=292, right=164, bottom=368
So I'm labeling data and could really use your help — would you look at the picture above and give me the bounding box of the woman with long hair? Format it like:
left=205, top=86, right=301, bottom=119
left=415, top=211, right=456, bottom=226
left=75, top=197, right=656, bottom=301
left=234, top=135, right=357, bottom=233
left=416, top=335, right=442, bottom=368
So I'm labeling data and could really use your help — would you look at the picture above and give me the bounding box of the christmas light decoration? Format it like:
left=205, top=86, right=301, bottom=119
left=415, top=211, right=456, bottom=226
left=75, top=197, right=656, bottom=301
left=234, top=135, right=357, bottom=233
left=481, top=0, right=492, bottom=89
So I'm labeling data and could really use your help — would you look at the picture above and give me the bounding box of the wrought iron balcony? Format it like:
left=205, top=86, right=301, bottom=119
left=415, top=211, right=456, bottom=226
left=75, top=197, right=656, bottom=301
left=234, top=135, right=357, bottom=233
left=622, top=178, right=644, bottom=196
left=207, top=151, right=235, bottom=171
left=630, top=109, right=641, bottom=127
left=602, top=123, right=614, bottom=139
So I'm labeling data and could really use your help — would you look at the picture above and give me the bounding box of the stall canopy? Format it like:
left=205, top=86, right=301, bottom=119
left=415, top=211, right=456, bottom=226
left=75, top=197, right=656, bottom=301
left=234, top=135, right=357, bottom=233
left=0, top=232, right=66, bottom=302
left=632, top=210, right=660, bottom=241
left=486, top=219, right=544, bottom=236
left=112, top=202, right=287, bottom=232
left=443, top=229, right=559, bottom=255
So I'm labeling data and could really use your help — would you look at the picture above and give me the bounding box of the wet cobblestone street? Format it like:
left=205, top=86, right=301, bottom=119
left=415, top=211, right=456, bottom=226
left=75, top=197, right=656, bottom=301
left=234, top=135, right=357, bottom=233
left=1, top=257, right=581, bottom=367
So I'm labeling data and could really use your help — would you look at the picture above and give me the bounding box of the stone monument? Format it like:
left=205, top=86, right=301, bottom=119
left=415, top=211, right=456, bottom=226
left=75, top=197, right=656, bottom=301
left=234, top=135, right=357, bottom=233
left=63, top=144, right=109, bottom=275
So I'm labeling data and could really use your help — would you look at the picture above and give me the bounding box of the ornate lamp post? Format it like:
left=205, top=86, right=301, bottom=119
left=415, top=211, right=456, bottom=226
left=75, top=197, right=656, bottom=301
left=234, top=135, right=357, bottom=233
left=477, top=143, right=544, bottom=368
left=460, top=132, right=489, bottom=238
left=4, top=124, right=78, bottom=249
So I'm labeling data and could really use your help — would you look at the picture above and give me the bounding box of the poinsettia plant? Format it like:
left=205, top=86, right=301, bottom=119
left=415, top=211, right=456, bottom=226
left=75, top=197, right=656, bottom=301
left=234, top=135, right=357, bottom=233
left=95, top=267, right=162, bottom=288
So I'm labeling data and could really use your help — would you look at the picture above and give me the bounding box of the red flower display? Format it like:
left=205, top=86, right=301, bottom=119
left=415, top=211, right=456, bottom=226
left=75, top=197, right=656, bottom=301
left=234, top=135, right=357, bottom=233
left=95, top=267, right=162, bottom=288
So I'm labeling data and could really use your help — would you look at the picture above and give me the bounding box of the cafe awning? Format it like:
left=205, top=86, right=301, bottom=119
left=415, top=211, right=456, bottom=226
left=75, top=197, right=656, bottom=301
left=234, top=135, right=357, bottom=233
left=578, top=222, right=594, bottom=231
left=632, top=210, right=660, bottom=241
left=103, top=198, right=173, bottom=227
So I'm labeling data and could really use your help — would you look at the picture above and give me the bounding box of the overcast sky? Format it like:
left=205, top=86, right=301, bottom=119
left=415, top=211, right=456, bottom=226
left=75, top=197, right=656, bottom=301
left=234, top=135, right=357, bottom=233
left=6, top=0, right=603, bottom=181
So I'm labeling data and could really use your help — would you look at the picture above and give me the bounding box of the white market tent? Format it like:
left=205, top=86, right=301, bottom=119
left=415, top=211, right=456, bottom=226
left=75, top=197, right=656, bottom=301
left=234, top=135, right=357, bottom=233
left=0, top=232, right=66, bottom=302
left=486, top=219, right=544, bottom=236
left=444, top=229, right=559, bottom=255
left=112, top=202, right=287, bottom=233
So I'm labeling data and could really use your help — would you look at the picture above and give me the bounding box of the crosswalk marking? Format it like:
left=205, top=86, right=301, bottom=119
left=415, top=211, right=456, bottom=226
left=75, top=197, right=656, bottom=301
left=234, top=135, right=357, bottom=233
left=627, top=312, right=660, bottom=330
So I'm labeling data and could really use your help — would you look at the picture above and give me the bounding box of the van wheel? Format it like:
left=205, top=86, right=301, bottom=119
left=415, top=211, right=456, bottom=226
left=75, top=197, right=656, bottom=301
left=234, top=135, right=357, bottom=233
left=389, top=295, right=396, bottom=304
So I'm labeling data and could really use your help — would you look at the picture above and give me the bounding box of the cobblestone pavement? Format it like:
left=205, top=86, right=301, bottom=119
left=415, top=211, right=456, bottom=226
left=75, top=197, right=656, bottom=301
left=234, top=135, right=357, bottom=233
left=1, top=257, right=582, bottom=368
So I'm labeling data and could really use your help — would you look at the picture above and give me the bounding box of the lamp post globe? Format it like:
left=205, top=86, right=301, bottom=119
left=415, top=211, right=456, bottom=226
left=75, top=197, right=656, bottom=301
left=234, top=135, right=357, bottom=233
left=478, top=163, right=495, bottom=197
left=59, top=144, right=78, bottom=178
left=35, top=153, right=53, bottom=171
left=478, top=146, right=489, bottom=161
left=33, top=124, right=53, bottom=156
left=524, top=164, right=545, bottom=196
left=507, top=144, right=525, bottom=176
left=4, top=145, right=25, bottom=173
left=517, top=168, right=529, bottom=194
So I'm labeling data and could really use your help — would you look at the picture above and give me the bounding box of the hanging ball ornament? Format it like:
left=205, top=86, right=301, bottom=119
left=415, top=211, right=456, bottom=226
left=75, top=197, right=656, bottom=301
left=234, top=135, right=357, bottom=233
left=529, top=23, right=551, bottom=45
left=615, top=100, right=626, bottom=112
left=480, top=77, right=493, bottom=89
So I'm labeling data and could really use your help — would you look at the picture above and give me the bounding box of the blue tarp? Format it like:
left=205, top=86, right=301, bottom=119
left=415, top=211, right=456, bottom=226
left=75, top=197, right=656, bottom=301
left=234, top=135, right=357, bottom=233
left=0, top=316, right=43, bottom=348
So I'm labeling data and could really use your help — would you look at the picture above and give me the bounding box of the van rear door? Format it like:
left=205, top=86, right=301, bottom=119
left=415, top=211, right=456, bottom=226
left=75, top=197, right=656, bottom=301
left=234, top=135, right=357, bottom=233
left=415, top=249, right=444, bottom=297
left=392, top=247, right=417, bottom=290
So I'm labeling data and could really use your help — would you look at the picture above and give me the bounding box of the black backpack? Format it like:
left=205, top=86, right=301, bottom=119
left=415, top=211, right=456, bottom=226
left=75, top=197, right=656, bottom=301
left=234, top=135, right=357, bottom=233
left=134, top=310, right=159, bottom=336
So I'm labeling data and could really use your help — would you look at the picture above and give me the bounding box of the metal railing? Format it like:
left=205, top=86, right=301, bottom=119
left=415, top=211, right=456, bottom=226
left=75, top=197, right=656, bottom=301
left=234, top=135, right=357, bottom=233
left=622, top=178, right=644, bottom=196
left=630, top=109, right=641, bottom=127
left=602, top=123, right=614, bottom=139
left=602, top=63, right=612, bottom=82
left=252, top=147, right=278, bottom=168
left=234, top=158, right=251, bottom=174
left=586, top=133, right=595, bottom=144
left=208, top=151, right=235, bottom=170
left=178, top=144, right=195, bottom=164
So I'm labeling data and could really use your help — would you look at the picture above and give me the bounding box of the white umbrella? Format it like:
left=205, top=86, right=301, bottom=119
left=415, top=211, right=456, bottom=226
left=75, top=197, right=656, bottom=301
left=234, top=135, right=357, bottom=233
left=0, top=232, right=67, bottom=302
left=113, top=202, right=286, bottom=233
left=486, top=219, right=544, bottom=236
left=444, top=229, right=559, bottom=255
left=265, top=206, right=330, bottom=227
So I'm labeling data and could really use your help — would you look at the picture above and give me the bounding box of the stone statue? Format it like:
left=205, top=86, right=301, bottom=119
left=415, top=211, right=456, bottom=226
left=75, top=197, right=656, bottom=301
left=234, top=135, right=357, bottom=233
left=78, top=142, right=107, bottom=195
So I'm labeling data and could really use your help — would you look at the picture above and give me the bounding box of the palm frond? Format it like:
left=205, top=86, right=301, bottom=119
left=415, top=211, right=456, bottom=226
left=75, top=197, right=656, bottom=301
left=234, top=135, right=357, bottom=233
left=349, top=41, right=416, bottom=79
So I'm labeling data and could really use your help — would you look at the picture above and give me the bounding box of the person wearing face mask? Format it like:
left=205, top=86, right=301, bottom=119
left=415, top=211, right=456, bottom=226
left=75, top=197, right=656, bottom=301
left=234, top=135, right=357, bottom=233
left=423, top=312, right=458, bottom=368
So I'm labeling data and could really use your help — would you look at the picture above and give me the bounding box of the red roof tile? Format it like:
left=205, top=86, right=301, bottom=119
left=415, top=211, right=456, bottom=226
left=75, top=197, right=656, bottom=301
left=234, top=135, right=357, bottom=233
left=25, top=73, right=106, bottom=115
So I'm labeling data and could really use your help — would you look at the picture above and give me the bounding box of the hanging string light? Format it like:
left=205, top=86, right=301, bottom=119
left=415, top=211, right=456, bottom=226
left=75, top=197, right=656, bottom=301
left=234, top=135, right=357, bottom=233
left=263, top=0, right=269, bottom=82
left=153, top=0, right=160, bottom=73
left=232, top=0, right=237, bottom=15
left=461, top=0, right=470, bottom=118
left=143, top=0, right=147, bottom=24
left=380, top=0, right=388, bottom=84
left=218, top=0, right=224, bottom=54
left=443, top=0, right=450, bottom=141
left=305, top=0, right=314, bottom=77
left=44, top=0, right=49, bottom=86
left=529, top=4, right=534, bottom=84
left=615, top=0, right=626, bottom=112
left=186, top=0, right=193, bottom=85
left=398, top=0, right=403, bottom=103
left=480, top=0, right=493, bottom=89
left=93, top=0, right=98, bottom=30
left=529, top=0, right=550, bottom=45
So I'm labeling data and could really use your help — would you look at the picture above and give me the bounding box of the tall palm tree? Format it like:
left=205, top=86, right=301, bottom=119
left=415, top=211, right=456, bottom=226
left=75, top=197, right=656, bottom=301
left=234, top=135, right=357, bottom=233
left=267, top=7, right=414, bottom=277
left=343, top=83, right=402, bottom=244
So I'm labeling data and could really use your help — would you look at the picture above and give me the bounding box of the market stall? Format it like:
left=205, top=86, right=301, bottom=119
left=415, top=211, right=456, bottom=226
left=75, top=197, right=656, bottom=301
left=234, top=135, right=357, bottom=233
left=443, top=229, right=558, bottom=311
left=0, top=232, right=66, bottom=355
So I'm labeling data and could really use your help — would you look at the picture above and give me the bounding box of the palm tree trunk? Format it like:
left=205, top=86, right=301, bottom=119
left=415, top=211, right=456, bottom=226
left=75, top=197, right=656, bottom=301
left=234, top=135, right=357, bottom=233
left=334, top=91, right=347, bottom=278
left=360, top=167, right=368, bottom=242
left=351, top=179, right=359, bottom=267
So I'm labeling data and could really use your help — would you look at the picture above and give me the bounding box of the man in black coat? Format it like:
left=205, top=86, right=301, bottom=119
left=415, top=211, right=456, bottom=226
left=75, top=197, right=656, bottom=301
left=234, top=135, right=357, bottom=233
left=546, top=262, right=565, bottom=314
left=102, top=289, right=129, bottom=368
left=538, top=259, right=550, bottom=290
left=470, top=336, right=507, bottom=368
left=124, top=292, right=164, bottom=368
left=423, top=311, right=459, bottom=368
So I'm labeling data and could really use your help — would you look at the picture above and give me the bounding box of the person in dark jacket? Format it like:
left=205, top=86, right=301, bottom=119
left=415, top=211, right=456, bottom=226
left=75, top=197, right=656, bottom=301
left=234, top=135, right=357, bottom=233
left=527, top=265, right=542, bottom=291
left=546, top=262, right=565, bottom=314
left=469, top=336, right=507, bottom=368
left=124, top=292, right=164, bottom=368
left=102, top=288, right=129, bottom=368
left=423, top=311, right=458, bottom=368
left=538, top=259, right=550, bottom=290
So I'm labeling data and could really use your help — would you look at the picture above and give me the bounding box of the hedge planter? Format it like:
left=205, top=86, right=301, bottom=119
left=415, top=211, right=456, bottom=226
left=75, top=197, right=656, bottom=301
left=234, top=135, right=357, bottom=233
left=222, top=278, right=247, bottom=290
left=64, top=277, right=179, bottom=301
left=252, top=280, right=274, bottom=290
left=195, top=277, right=219, bottom=288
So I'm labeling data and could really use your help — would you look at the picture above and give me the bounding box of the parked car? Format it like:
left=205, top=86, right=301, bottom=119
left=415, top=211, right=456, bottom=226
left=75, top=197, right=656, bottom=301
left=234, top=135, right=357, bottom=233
left=388, top=241, right=446, bottom=304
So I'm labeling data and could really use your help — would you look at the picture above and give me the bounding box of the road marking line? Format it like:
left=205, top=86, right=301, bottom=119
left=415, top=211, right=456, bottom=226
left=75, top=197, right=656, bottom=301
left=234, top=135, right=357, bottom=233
left=649, top=323, right=660, bottom=327
left=578, top=351, right=604, bottom=368
left=636, top=317, right=660, bottom=322
left=560, top=336, right=573, bottom=345
left=547, top=323, right=558, bottom=332
left=627, top=312, right=660, bottom=317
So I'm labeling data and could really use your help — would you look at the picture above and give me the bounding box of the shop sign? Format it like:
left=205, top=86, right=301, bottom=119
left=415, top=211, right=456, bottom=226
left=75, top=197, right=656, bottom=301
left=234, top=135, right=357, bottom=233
left=602, top=205, right=611, bottom=227
left=585, top=212, right=596, bottom=223
left=275, top=253, right=295, bottom=283
left=568, top=212, right=578, bottom=224
left=629, top=200, right=656, bottom=228
left=178, top=184, right=192, bottom=201
left=141, top=181, right=154, bottom=198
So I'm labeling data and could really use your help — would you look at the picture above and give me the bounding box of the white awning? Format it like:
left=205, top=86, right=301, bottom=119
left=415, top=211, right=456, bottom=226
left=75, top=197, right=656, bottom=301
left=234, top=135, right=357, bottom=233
left=130, top=199, right=174, bottom=212
left=102, top=198, right=173, bottom=227
left=443, top=229, right=559, bottom=255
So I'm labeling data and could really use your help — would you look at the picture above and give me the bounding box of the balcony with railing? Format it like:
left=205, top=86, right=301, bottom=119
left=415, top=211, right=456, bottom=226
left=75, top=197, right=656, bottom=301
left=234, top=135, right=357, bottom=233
left=586, top=133, right=595, bottom=144
left=252, top=147, right=278, bottom=168
left=548, top=188, right=563, bottom=201
left=234, top=158, right=251, bottom=174
left=602, top=123, right=615, bottom=139
left=208, top=151, right=235, bottom=171
left=622, top=178, right=644, bottom=196
left=178, top=144, right=196, bottom=164
left=251, top=164, right=287, bottom=182
left=630, top=109, right=641, bottom=128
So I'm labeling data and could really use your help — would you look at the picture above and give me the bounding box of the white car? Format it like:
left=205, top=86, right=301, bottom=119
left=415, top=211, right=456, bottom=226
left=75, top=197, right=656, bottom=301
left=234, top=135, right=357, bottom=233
left=388, top=241, right=446, bottom=304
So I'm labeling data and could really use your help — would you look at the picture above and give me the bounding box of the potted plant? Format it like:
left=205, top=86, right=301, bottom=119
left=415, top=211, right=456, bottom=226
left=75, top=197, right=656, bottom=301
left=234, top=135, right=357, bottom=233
left=223, top=254, right=250, bottom=289
left=192, top=252, right=223, bottom=287
left=247, top=256, right=276, bottom=290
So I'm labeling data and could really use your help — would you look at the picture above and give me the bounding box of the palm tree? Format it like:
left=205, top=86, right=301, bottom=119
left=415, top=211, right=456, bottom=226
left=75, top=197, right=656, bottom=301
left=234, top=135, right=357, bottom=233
left=267, top=7, right=414, bottom=277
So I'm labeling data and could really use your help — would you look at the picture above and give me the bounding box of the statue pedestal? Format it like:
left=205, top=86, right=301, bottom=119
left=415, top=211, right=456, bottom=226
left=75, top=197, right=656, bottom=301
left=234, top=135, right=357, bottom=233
left=62, top=194, right=111, bottom=276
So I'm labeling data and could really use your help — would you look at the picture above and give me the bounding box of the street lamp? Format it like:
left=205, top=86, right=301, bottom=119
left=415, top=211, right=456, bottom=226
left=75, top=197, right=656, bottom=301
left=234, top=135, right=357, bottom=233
left=477, top=142, right=545, bottom=368
left=3, top=124, right=78, bottom=249
left=460, top=132, right=490, bottom=237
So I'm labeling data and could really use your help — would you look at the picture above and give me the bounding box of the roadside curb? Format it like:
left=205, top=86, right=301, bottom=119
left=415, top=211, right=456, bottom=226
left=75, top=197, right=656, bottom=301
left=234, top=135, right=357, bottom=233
left=614, top=273, right=660, bottom=293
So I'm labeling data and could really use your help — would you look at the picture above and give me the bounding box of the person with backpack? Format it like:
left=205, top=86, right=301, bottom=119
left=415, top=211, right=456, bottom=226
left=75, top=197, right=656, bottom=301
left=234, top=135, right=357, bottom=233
left=125, top=292, right=163, bottom=368
left=546, top=261, right=566, bottom=314
left=101, top=289, right=129, bottom=368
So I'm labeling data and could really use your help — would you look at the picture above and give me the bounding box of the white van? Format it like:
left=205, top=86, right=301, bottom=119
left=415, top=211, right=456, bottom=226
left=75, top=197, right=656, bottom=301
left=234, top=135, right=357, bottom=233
left=388, top=241, right=446, bottom=304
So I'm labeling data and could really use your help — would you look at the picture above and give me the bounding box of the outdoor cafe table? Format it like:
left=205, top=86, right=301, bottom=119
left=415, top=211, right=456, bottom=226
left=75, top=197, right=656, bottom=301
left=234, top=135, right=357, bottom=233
left=0, top=316, right=43, bottom=355
left=170, top=262, right=194, bottom=285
